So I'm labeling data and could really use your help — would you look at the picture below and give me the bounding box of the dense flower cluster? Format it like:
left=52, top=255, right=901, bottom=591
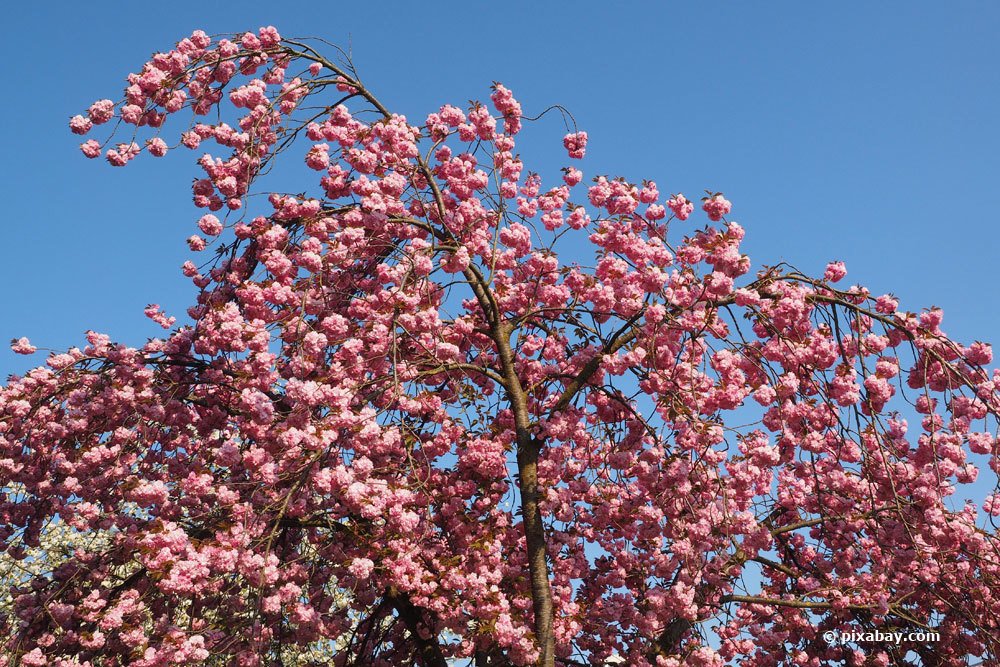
left=1, top=26, right=997, bottom=667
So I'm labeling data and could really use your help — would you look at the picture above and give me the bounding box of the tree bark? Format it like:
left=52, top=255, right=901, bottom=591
left=387, top=590, right=449, bottom=667
left=517, top=434, right=556, bottom=667
left=648, top=618, right=692, bottom=663
left=495, top=322, right=556, bottom=667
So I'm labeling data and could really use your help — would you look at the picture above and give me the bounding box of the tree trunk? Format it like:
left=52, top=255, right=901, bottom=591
left=496, top=322, right=556, bottom=667
left=517, top=434, right=555, bottom=667
left=387, top=590, right=449, bottom=667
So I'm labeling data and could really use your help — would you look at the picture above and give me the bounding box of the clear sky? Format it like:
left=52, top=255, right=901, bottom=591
left=3, top=1, right=999, bottom=376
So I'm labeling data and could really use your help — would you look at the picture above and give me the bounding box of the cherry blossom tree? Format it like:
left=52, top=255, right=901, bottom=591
left=2, top=26, right=999, bottom=667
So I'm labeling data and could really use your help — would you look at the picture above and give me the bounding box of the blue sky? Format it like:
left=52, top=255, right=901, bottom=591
left=2, top=1, right=998, bottom=375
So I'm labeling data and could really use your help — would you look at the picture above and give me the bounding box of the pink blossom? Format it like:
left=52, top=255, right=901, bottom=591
left=80, top=140, right=102, bottom=158
left=824, top=260, right=847, bottom=282
left=646, top=204, right=666, bottom=220
left=639, top=180, right=659, bottom=203
left=701, top=193, right=732, bottom=221
left=875, top=294, right=899, bottom=314
left=121, top=104, right=144, bottom=124
left=10, top=337, right=36, bottom=355
left=21, top=649, right=46, bottom=667
left=258, top=25, right=282, bottom=47
left=180, top=131, right=201, bottom=150
left=668, top=193, right=694, bottom=220
left=144, top=304, right=176, bottom=330
left=563, top=167, right=583, bottom=186
left=146, top=137, right=168, bottom=157
left=105, top=142, right=140, bottom=167
left=563, top=131, right=588, bottom=159
left=198, top=214, right=224, bottom=236
left=69, top=114, right=92, bottom=135
left=87, top=99, right=115, bottom=124
left=348, top=557, right=375, bottom=579
left=241, top=32, right=262, bottom=50
left=966, top=341, right=993, bottom=365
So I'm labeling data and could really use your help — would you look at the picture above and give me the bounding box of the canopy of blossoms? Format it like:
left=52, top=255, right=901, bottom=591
left=1, top=26, right=998, bottom=667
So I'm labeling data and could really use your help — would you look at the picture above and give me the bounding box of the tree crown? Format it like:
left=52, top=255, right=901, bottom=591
left=2, top=26, right=999, bottom=667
